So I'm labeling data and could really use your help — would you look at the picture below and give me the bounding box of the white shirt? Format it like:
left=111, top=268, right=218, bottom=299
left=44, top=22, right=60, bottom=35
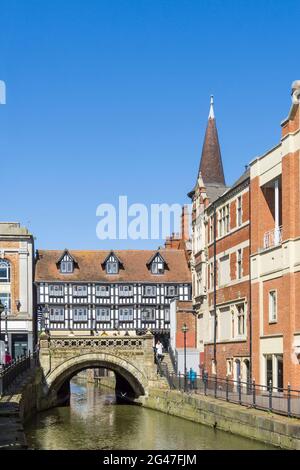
left=156, top=343, right=163, bottom=355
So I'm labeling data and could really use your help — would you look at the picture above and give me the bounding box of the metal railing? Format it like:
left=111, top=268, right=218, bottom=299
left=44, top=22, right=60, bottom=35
left=168, top=345, right=178, bottom=373
left=159, top=370, right=300, bottom=419
left=0, top=351, right=37, bottom=397
left=263, top=226, right=282, bottom=250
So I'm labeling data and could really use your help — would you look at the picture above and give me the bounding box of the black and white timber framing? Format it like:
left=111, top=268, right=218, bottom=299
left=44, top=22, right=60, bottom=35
left=37, top=282, right=191, bottom=332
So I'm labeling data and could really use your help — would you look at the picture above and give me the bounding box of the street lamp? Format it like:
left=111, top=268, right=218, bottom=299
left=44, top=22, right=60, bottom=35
left=181, top=323, right=189, bottom=391
left=0, top=300, right=4, bottom=365
left=0, top=299, right=4, bottom=341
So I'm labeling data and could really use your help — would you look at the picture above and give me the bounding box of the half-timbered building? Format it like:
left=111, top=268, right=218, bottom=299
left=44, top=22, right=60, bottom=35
left=35, top=248, right=191, bottom=346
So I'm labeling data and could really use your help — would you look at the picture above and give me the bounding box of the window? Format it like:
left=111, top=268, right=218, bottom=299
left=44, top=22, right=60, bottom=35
left=237, top=196, right=242, bottom=227
left=143, top=285, right=157, bottom=297
left=141, top=307, right=156, bottom=322
left=237, top=304, right=245, bottom=336
left=49, top=285, right=64, bottom=297
left=73, top=308, right=88, bottom=322
left=227, top=359, right=233, bottom=375
left=60, top=261, right=73, bottom=273
left=212, top=360, right=216, bottom=375
left=231, top=310, right=235, bottom=338
left=151, top=256, right=164, bottom=274
left=0, top=293, right=11, bottom=311
left=106, top=261, right=118, bottom=274
left=49, top=307, right=64, bottom=322
left=73, top=285, right=88, bottom=297
left=119, top=285, right=133, bottom=297
left=237, top=249, right=242, bottom=280
left=209, top=217, right=213, bottom=243
left=119, top=308, right=134, bottom=322
left=210, top=262, right=214, bottom=290
left=165, top=308, right=170, bottom=322
left=166, top=285, right=177, bottom=297
left=218, top=204, right=230, bottom=238
left=219, top=255, right=230, bottom=286
left=218, top=307, right=231, bottom=340
left=269, top=290, right=277, bottom=322
left=95, top=285, right=110, bottom=297
left=96, top=308, right=110, bottom=322
left=0, top=260, right=10, bottom=283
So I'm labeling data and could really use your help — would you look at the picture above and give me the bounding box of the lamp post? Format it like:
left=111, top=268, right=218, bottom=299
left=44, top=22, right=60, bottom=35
left=0, top=300, right=4, bottom=366
left=181, top=323, right=189, bottom=391
left=4, top=307, right=8, bottom=353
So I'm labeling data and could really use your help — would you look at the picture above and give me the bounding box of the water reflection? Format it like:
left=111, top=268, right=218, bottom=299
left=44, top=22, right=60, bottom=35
left=26, top=378, right=274, bottom=450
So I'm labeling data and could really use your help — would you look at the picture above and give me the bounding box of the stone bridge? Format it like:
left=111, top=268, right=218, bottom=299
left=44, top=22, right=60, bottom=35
left=38, top=331, right=166, bottom=410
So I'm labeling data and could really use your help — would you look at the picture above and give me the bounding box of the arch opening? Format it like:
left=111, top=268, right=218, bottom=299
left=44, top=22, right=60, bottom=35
left=42, top=353, right=147, bottom=409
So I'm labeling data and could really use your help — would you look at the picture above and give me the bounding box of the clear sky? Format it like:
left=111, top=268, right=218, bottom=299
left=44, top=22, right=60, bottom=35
left=0, top=0, right=299, bottom=250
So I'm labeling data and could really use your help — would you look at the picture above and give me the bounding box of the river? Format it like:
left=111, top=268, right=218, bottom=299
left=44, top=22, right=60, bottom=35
left=25, top=377, right=274, bottom=450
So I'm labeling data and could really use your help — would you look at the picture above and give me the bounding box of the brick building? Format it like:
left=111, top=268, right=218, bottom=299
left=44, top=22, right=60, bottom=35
left=189, top=96, right=251, bottom=380
left=250, top=80, right=300, bottom=389
left=0, top=222, right=35, bottom=358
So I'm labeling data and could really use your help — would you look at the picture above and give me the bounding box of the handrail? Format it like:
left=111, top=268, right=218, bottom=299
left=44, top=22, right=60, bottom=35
left=157, top=369, right=300, bottom=419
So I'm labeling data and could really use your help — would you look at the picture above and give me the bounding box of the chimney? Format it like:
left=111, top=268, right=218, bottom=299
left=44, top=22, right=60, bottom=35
left=181, top=205, right=190, bottom=241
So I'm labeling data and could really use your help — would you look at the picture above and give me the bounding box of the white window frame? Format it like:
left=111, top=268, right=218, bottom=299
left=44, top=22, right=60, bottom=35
left=106, top=261, right=118, bottom=274
left=119, top=308, right=134, bottom=322
left=237, top=196, right=242, bottom=227
left=237, top=249, right=242, bottom=280
left=49, top=307, right=65, bottom=322
left=0, top=293, right=11, bottom=311
left=269, top=290, right=277, bottom=323
left=143, top=285, right=157, bottom=297
left=73, top=307, right=88, bottom=322
left=49, top=284, right=64, bottom=297
left=73, top=285, right=88, bottom=297
left=237, top=303, right=246, bottom=337
left=96, top=307, right=110, bottom=322
left=166, top=285, right=177, bottom=297
left=141, top=307, right=156, bottom=322
left=95, top=285, right=110, bottom=297
left=60, top=261, right=73, bottom=273
left=0, top=260, right=10, bottom=283
left=119, top=285, right=133, bottom=297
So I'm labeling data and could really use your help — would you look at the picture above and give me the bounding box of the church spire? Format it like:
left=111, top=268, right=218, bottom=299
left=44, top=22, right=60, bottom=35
left=198, top=96, right=225, bottom=186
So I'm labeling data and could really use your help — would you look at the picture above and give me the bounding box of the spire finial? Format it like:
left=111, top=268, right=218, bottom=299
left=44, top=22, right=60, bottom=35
left=208, top=95, right=215, bottom=119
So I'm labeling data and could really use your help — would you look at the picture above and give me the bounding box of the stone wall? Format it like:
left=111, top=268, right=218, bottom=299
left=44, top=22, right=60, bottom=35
left=140, top=389, right=300, bottom=450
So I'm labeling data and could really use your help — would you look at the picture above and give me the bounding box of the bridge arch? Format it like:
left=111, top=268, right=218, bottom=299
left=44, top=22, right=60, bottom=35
left=43, top=351, right=148, bottom=402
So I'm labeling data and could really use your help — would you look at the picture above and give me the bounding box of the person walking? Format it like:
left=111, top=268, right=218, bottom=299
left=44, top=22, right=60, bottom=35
left=155, top=340, right=163, bottom=362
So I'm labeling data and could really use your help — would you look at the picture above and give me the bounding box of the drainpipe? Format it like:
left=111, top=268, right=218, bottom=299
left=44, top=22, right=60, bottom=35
left=249, top=179, right=252, bottom=382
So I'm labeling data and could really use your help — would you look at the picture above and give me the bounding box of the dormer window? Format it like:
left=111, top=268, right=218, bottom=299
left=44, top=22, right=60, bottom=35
left=107, top=261, right=118, bottom=274
left=149, top=253, right=166, bottom=274
left=61, top=260, right=73, bottom=273
left=103, top=252, right=122, bottom=275
left=57, top=250, right=76, bottom=274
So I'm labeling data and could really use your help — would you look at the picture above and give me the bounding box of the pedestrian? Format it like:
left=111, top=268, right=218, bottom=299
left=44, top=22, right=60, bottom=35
left=156, top=340, right=163, bottom=362
left=5, top=350, right=12, bottom=365
left=188, top=367, right=196, bottom=391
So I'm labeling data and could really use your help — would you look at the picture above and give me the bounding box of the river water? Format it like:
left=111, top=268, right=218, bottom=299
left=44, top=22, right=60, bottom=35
left=25, top=378, right=274, bottom=450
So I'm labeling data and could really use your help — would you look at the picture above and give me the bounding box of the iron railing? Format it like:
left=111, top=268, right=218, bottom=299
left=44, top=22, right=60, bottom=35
left=159, top=370, right=300, bottom=419
left=168, top=345, right=178, bottom=373
left=0, top=351, right=37, bottom=397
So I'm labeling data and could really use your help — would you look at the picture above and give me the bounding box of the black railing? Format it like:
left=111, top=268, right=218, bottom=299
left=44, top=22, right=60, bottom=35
left=0, top=351, right=37, bottom=397
left=168, top=345, right=178, bottom=373
left=159, top=370, right=300, bottom=419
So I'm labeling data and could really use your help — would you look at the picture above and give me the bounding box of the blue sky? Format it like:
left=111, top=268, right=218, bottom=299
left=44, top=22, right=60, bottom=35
left=0, top=0, right=299, bottom=250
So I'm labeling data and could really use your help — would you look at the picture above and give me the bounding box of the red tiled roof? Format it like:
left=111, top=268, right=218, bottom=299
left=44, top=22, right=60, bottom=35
left=35, top=249, right=191, bottom=283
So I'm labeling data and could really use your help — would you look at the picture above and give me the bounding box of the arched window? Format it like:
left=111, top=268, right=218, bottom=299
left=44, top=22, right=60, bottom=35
left=0, top=260, right=10, bottom=283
